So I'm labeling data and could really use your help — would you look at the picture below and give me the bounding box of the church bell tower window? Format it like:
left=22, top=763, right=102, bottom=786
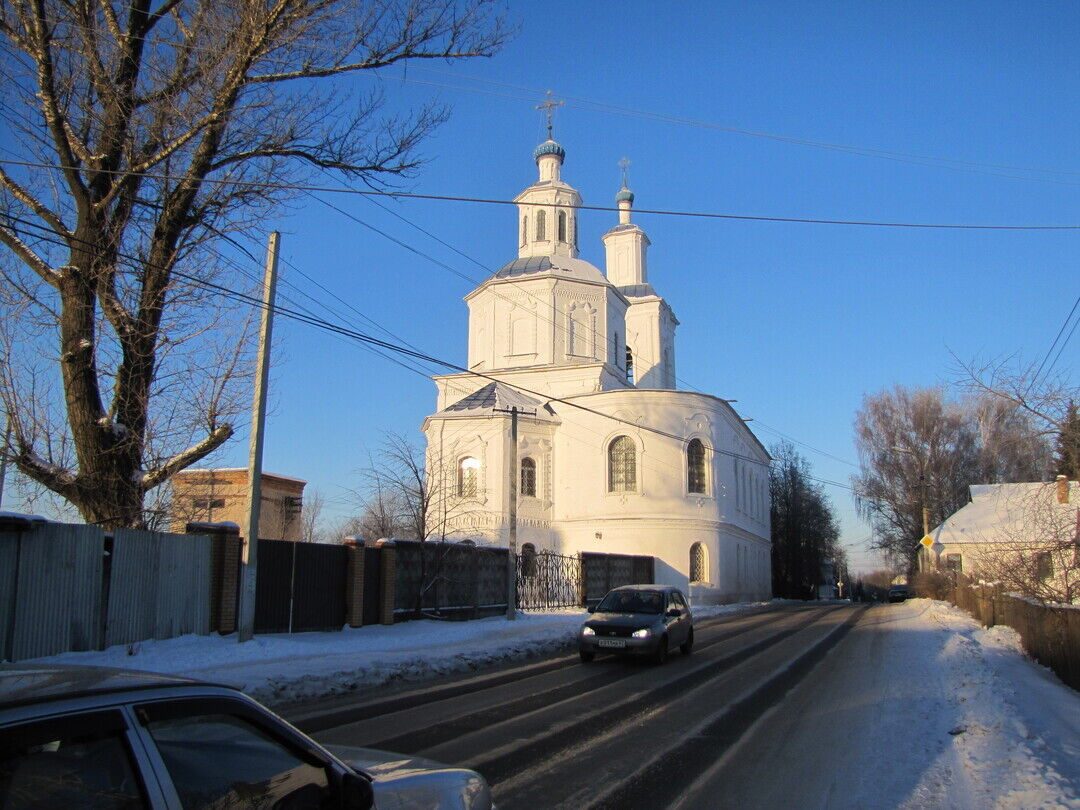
left=557, top=210, right=567, bottom=242
left=521, top=215, right=528, bottom=247
left=536, top=210, right=546, bottom=241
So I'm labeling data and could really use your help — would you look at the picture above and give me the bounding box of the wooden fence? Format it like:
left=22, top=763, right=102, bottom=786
left=947, top=580, right=1080, bottom=691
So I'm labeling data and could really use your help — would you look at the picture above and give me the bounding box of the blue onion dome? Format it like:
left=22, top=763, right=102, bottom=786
left=615, top=186, right=635, bottom=204
left=533, top=139, right=566, bottom=162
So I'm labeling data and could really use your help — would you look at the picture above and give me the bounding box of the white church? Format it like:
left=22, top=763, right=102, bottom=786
left=421, top=133, right=772, bottom=605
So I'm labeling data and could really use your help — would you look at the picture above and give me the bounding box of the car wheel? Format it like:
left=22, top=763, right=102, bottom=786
left=654, top=636, right=668, bottom=665
left=580, top=650, right=595, bottom=663
left=680, top=628, right=694, bottom=655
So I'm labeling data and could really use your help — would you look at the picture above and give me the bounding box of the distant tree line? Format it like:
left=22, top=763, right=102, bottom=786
left=769, top=442, right=845, bottom=600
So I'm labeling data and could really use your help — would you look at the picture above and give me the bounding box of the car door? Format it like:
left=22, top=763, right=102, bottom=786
left=130, top=696, right=354, bottom=810
left=665, top=592, right=688, bottom=646
left=0, top=708, right=162, bottom=809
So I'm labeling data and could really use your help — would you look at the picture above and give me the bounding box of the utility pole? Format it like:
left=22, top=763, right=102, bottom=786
left=237, top=232, right=280, bottom=643
left=494, top=404, right=535, bottom=620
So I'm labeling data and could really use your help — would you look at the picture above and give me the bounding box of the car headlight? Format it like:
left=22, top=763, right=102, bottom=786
left=631, top=628, right=650, bottom=639
left=581, top=626, right=595, bottom=636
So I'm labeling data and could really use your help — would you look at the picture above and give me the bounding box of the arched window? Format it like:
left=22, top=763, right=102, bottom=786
left=521, top=215, right=528, bottom=247
left=520, top=457, right=536, bottom=497
left=521, top=543, right=537, bottom=578
left=557, top=210, right=567, bottom=242
left=690, top=542, right=707, bottom=583
left=536, top=210, right=546, bottom=240
left=625, top=346, right=634, bottom=383
left=608, top=436, right=636, bottom=492
left=687, top=439, right=706, bottom=494
left=458, top=457, right=480, bottom=498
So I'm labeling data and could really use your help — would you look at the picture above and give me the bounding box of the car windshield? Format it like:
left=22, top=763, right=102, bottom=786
left=596, top=590, right=664, bottom=614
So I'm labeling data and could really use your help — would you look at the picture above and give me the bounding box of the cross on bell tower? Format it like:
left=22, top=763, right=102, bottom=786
left=536, top=90, right=564, bottom=140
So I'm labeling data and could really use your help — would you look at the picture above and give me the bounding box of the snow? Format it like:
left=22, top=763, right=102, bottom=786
left=23, top=599, right=1080, bottom=808
left=25, top=602, right=763, bottom=707
left=845, top=599, right=1080, bottom=810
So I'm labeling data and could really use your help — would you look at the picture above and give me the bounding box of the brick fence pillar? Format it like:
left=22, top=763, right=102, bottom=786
left=343, top=537, right=365, bottom=628
left=188, top=521, right=241, bottom=635
left=377, top=539, right=396, bottom=625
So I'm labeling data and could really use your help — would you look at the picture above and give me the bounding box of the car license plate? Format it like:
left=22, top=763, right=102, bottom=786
left=597, top=638, right=626, bottom=648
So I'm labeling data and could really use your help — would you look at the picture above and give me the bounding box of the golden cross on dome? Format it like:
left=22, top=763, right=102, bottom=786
left=536, top=90, right=564, bottom=139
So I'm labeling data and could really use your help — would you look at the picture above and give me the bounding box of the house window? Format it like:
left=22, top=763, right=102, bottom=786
left=1035, top=552, right=1054, bottom=582
left=690, top=542, right=707, bottom=582
left=520, top=457, right=536, bottom=497
left=558, top=210, right=567, bottom=242
left=458, top=457, right=480, bottom=498
left=625, top=346, right=634, bottom=383
left=521, top=215, right=528, bottom=246
left=536, top=210, right=546, bottom=241
left=521, top=543, right=537, bottom=578
left=944, top=554, right=963, bottom=574
left=687, top=439, right=706, bottom=494
left=193, top=498, right=225, bottom=511
left=608, top=436, right=636, bottom=492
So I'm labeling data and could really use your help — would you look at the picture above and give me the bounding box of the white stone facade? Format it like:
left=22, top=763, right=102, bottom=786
left=421, top=137, right=771, bottom=605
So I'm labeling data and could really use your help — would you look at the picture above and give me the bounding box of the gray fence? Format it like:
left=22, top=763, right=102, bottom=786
left=1, top=518, right=212, bottom=661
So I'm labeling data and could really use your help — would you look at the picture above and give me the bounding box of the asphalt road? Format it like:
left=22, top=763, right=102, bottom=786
left=290, top=601, right=873, bottom=809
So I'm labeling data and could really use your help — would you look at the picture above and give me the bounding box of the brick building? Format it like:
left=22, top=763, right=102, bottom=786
left=169, top=468, right=306, bottom=541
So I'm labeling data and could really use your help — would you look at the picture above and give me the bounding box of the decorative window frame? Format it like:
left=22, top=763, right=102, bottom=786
left=689, top=541, right=709, bottom=583
left=520, top=456, right=537, bottom=498
left=684, top=436, right=710, bottom=497
left=567, top=301, right=597, bottom=359
left=605, top=433, right=640, bottom=495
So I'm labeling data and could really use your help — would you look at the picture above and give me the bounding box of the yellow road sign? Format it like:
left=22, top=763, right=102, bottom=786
left=920, top=535, right=934, bottom=548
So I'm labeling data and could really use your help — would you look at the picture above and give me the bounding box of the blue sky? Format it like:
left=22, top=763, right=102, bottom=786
left=249, top=1, right=1079, bottom=572
left=16, top=2, right=1080, bottom=572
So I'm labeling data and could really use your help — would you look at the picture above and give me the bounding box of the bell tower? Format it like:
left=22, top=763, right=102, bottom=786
left=514, top=95, right=581, bottom=260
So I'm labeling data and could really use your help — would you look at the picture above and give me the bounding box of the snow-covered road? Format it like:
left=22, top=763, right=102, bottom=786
left=28, top=598, right=1080, bottom=808
left=677, top=599, right=1080, bottom=810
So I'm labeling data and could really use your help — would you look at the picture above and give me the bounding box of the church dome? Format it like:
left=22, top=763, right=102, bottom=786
left=615, top=187, right=634, bottom=204
left=533, top=139, right=566, bottom=162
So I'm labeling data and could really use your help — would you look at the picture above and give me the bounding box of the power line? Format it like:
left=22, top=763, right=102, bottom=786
left=5, top=213, right=775, bottom=470
left=3, top=158, right=1079, bottom=230
left=1029, top=293, right=1080, bottom=392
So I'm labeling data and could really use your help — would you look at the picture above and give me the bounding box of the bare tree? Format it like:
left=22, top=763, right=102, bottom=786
left=356, top=431, right=492, bottom=615
left=0, top=0, right=508, bottom=528
left=959, top=354, right=1079, bottom=482
left=852, top=385, right=1049, bottom=572
left=299, top=488, right=325, bottom=543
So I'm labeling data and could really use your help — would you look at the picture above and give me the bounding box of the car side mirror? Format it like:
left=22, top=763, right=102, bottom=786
left=587, top=604, right=596, bottom=613
left=341, top=770, right=374, bottom=809
left=666, top=608, right=680, bottom=618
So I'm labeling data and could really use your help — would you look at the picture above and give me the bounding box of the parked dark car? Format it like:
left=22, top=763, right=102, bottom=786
left=0, top=663, right=493, bottom=809
left=888, top=584, right=911, bottom=602
left=579, top=584, right=693, bottom=664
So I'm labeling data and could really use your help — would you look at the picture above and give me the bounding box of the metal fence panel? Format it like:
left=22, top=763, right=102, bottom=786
left=518, top=551, right=581, bottom=610
left=292, top=542, right=347, bottom=632
left=106, top=529, right=212, bottom=647
left=5, top=523, right=104, bottom=660
left=254, top=539, right=294, bottom=633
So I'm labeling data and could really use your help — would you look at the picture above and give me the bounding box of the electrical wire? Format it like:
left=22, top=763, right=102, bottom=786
left=3, top=158, right=1079, bottom=230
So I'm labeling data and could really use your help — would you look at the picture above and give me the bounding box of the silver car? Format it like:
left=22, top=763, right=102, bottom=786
left=0, top=663, right=493, bottom=809
left=578, top=584, right=694, bottom=664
